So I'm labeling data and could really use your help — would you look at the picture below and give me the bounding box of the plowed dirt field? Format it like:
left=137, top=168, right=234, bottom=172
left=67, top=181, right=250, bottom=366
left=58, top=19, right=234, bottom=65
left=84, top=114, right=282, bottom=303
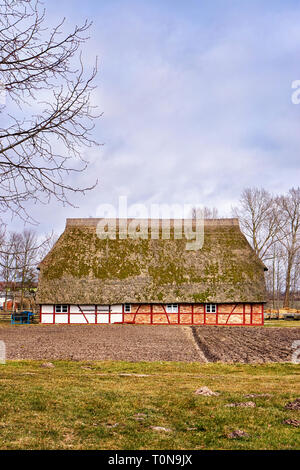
left=0, top=324, right=299, bottom=362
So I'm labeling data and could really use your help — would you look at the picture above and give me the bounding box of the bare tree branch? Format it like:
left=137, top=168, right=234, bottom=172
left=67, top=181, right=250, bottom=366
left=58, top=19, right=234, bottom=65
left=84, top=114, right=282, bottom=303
left=275, top=187, right=300, bottom=308
left=0, top=0, right=100, bottom=223
left=232, top=188, right=280, bottom=261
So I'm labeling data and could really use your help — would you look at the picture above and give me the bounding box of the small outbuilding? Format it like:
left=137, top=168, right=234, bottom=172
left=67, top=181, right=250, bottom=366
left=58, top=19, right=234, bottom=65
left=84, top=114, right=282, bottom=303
left=36, top=218, right=267, bottom=325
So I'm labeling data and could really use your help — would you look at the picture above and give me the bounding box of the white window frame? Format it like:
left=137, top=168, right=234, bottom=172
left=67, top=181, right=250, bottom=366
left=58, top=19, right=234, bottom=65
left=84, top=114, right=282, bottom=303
left=55, top=304, right=68, bottom=313
left=205, top=304, right=216, bottom=313
left=124, top=304, right=131, bottom=313
left=166, top=304, right=178, bottom=313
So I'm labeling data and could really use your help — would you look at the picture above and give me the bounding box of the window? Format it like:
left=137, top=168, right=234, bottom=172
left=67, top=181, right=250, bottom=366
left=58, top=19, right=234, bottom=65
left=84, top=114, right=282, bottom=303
left=55, top=304, right=68, bottom=313
left=97, top=305, right=109, bottom=313
left=166, top=304, right=178, bottom=313
left=205, top=304, right=216, bottom=313
left=124, top=304, right=131, bottom=313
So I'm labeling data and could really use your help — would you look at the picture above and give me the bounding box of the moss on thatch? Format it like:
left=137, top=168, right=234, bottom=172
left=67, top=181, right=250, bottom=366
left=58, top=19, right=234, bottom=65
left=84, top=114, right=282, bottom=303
left=36, top=218, right=267, bottom=304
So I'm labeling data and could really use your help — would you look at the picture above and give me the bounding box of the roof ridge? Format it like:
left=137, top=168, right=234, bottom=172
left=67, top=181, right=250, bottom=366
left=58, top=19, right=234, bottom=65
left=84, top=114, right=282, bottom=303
left=66, top=218, right=239, bottom=227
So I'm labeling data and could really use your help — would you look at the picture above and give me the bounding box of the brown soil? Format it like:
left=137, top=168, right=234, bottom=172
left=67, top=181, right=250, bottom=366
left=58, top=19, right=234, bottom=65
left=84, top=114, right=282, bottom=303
left=0, top=324, right=203, bottom=362
left=0, top=324, right=299, bottom=363
left=192, top=326, right=300, bottom=362
left=285, top=399, right=300, bottom=410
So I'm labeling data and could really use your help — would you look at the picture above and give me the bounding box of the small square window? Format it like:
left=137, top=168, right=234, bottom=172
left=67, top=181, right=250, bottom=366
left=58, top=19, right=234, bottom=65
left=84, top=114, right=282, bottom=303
left=124, top=304, right=131, bottom=313
left=166, top=304, right=178, bottom=313
left=205, top=304, right=216, bottom=313
left=55, top=305, right=68, bottom=313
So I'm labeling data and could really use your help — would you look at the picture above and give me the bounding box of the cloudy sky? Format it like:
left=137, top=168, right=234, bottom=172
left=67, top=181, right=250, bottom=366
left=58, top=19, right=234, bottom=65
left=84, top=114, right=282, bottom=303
left=7, top=0, right=300, bottom=235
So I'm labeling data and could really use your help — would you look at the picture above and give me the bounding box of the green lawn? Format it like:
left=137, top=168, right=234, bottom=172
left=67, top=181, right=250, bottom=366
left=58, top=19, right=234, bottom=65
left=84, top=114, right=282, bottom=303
left=0, top=361, right=299, bottom=450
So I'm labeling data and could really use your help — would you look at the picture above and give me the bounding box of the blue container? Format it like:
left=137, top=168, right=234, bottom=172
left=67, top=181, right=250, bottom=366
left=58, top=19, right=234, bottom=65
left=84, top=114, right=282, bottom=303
left=11, top=311, right=34, bottom=325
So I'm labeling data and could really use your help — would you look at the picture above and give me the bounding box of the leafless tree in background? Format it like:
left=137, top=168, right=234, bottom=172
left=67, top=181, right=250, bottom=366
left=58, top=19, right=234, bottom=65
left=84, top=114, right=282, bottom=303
left=192, top=206, right=219, bottom=219
left=0, top=228, right=54, bottom=309
left=265, top=240, right=285, bottom=314
left=232, top=188, right=279, bottom=261
left=0, top=231, right=22, bottom=309
left=37, top=231, right=58, bottom=260
left=275, top=188, right=300, bottom=308
left=291, top=250, right=300, bottom=305
left=233, top=187, right=300, bottom=309
left=0, top=231, right=16, bottom=308
left=0, top=0, right=99, bottom=223
left=18, top=229, right=40, bottom=308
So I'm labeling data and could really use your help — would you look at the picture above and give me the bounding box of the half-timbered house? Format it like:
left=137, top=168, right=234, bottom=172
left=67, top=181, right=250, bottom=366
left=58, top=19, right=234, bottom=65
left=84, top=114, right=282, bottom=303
left=36, top=218, right=267, bottom=325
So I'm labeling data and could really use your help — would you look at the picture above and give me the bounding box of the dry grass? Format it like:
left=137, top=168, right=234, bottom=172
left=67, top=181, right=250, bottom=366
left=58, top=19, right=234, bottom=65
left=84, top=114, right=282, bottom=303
left=0, top=361, right=299, bottom=450
left=264, top=320, right=300, bottom=327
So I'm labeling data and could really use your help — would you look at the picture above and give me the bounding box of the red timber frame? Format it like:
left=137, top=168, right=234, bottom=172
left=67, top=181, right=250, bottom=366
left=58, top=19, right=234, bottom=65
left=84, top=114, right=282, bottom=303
left=39, top=303, right=264, bottom=325
left=123, top=303, right=264, bottom=326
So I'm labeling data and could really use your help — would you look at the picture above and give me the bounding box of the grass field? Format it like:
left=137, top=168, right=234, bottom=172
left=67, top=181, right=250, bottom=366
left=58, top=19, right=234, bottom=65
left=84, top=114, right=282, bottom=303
left=0, top=360, right=299, bottom=450
left=264, top=320, right=300, bottom=327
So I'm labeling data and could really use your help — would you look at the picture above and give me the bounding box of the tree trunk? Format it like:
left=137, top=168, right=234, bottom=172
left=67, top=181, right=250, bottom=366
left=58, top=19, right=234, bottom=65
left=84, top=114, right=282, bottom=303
left=4, top=286, right=8, bottom=311
left=276, top=257, right=280, bottom=314
left=272, top=255, right=275, bottom=312
left=283, top=257, right=293, bottom=308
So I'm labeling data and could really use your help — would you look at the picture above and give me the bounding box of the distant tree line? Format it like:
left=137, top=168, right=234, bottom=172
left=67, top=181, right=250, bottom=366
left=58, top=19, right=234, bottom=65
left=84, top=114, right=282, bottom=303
left=0, top=229, right=54, bottom=310
left=232, top=187, right=300, bottom=309
left=192, top=189, right=300, bottom=309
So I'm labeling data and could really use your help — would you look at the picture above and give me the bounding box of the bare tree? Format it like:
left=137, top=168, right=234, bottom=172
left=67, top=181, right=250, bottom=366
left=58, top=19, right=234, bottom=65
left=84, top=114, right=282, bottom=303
left=291, top=251, right=300, bottom=307
left=0, top=228, right=54, bottom=309
left=2, top=231, right=23, bottom=310
left=0, top=0, right=99, bottom=223
left=232, top=188, right=279, bottom=261
left=0, top=231, right=17, bottom=308
left=275, top=187, right=300, bottom=308
left=233, top=187, right=300, bottom=310
left=37, top=231, right=58, bottom=260
left=265, top=240, right=285, bottom=314
left=192, top=206, right=219, bottom=219
left=18, top=229, right=41, bottom=308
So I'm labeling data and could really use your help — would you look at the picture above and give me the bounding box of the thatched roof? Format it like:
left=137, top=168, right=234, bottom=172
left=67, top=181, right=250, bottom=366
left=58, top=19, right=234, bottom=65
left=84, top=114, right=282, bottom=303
left=36, top=218, right=267, bottom=304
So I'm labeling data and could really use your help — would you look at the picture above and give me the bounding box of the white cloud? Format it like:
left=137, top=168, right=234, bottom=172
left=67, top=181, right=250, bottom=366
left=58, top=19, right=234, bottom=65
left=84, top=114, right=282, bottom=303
left=3, top=0, right=300, bottom=234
